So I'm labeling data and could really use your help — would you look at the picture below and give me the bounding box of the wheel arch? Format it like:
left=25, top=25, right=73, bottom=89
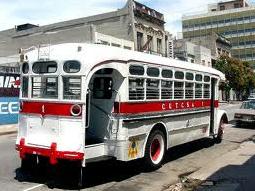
left=142, top=122, right=168, bottom=157
left=216, top=109, right=228, bottom=134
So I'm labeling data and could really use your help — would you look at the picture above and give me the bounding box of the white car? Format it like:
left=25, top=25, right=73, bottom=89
left=248, top=93, right=255, bottom=100
left=234, top=100, right=255, bottom=127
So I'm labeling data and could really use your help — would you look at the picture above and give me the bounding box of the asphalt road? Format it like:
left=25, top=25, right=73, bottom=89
left=1, top=103, right=255, bottom=191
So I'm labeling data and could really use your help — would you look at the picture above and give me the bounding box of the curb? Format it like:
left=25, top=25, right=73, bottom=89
left=0, top=130, right=17, bottom=136
left=0, top=124, right=18, bottom=136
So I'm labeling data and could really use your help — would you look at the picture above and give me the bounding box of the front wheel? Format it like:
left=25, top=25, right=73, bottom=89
left=215, top=118, right=225, bottom=143
left=144, top=130, right=166, bottom=170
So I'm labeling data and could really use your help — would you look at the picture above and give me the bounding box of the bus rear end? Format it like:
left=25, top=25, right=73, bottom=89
left=16, top=58, right=85, bottom=167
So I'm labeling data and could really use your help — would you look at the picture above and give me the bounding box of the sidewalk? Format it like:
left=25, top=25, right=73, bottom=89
left=0, top=123, right=17, bottom=136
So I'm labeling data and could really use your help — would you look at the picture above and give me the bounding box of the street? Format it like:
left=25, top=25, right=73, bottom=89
left=1, top=103, right=255, bottom=191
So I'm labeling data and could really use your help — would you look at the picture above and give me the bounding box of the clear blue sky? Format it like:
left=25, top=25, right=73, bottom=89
left=0, top=0, right=255, bottom=35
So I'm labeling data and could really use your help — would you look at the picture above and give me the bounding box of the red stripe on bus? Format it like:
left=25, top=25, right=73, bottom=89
left=20, top=101, right=80, bottom=117
left=114, top=100, right=219, bottom=114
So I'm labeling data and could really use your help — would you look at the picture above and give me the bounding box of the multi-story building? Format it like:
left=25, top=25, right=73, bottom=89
left=186, top=32, right=232, bottom=66
left=182, top=0, right=255, bottom=68
left=0, top=0, right=171, bottom=68
left=174, top=39, right=212, bottom=67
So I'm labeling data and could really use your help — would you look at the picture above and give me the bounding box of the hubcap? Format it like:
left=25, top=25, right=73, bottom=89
left=150, top=134, right=164, bottom=165
left=151, top=139, right=160, bottom=161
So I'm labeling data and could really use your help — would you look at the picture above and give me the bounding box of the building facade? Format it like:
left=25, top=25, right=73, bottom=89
left=182, top=0, right=255, bottom=67
left=185, top=32, right=232, bottom=66
left=174, top=39, right=212, bottom=67
left=0, top=0, right=171, bottom=66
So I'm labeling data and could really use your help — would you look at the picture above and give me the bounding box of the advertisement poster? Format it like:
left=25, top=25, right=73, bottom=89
left=0, top=72, right=20, bottom=125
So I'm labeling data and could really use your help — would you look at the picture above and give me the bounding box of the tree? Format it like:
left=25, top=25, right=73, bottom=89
left=214, top=55, right=255, bottom=100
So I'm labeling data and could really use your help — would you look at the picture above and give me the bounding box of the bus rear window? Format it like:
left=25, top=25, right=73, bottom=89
left=32, top=76, right=58, bottom=99
left=63, top=61, right=80, bottom=73
left=32, top=61, right=57, bottom=74
left=63, top=77, right=81, bottom=100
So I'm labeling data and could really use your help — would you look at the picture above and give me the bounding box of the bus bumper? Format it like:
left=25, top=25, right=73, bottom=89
left=16, top=138, right=84, bottom=165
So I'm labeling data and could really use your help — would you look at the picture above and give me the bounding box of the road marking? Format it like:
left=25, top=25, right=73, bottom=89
left=22, top=184, right=44, bottom=191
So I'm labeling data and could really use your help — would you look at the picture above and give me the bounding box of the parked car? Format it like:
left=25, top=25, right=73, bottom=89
left=234, top=100, right=255, bottom=127
left=248, top=93, right=255, bottom=100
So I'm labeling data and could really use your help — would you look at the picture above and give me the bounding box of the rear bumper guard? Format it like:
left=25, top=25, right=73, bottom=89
left=16, top=138, right=84, bottom=165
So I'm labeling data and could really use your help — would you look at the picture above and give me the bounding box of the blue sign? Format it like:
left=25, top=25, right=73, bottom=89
left=0, top=97, right=19, bottom=124
left=0, top=71, right=20, bottom=125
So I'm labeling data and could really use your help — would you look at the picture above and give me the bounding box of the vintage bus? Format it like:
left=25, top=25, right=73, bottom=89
left=16, top=43, right=228, bottom=183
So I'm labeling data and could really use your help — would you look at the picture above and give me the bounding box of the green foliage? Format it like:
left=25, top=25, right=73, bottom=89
left=214, top=55, right=255, bottom=100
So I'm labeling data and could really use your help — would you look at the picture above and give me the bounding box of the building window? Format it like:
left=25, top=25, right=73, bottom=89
left=157, top=38, right=162, bottom=54
left=220, top=5, right=225, bottom=10
left=147, top=35, right=153, bottom=52
left=111, top=43, right=121, bottom=47
left=234, top=3, right=240, bottom=8
left=137, top=32, right=143, bottom=51
left=124, top=46, right=132, bottom=50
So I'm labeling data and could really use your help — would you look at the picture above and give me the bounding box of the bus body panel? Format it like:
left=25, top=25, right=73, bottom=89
left=16, top=43, right=227, bottom=166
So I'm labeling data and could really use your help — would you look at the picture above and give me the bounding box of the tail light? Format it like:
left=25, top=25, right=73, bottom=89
left=70, top=104, right=82, bottom=116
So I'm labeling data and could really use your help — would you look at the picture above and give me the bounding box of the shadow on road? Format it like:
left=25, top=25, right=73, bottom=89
left=14, top=138, right=216, bottom=190
left=229, top=120, right=255, bottom=130
left=196, top=155, right=255, bottom=191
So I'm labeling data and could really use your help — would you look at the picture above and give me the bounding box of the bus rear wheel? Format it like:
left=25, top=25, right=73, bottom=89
left=21, top=154, right=37, bottom=171
left=144, top=130, right=165, bottom=170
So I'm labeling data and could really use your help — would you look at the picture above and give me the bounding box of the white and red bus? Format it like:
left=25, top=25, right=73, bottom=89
left=16, top=43, right=228, bottom=182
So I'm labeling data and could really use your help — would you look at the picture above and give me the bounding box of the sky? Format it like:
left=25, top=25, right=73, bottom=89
left=0, top=0, right=255, bottom=36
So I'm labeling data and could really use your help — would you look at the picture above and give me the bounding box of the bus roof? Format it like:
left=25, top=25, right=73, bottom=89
left=24, top=43, right=225, bottom=80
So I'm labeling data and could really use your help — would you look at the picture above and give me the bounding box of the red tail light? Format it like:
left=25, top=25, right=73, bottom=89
left=70, top=104, right=82, bottom=116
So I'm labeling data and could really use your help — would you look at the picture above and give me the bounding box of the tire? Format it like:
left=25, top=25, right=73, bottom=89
left=21, top=154, right=37, bottom=171
left=215, top=118, right=225, bottom=144
left=144, top=130, right=166, bottom=170
left=236, top=121, right=242, bottom=128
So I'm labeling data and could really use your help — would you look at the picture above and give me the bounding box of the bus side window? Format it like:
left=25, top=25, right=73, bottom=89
left=93, top=77, right=113, bottom=99
left=129, top=78, right=144, bottom=100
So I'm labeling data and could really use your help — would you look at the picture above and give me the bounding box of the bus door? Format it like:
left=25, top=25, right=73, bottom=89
left=210, top=78, right=217, bottom=135
left=86, top=68, right=123, bottom=145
